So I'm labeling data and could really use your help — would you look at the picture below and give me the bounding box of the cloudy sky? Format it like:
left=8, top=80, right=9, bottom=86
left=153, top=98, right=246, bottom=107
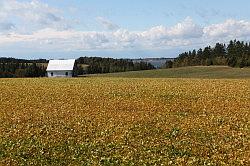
left=1, top=0, right=250, bottom=59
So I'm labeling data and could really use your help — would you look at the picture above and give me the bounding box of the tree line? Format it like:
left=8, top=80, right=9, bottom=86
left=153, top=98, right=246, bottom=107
left=76, top=57, right=155, bottom=75
left=0, top=61, right=47, bottom=78
left=166, top=40, right=250, bottom=68
left=0, top=57, right=155, bottom=78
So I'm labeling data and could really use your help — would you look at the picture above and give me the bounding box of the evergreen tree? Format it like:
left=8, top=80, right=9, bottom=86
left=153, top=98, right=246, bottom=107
left=172, top=40, right=250, bottom=68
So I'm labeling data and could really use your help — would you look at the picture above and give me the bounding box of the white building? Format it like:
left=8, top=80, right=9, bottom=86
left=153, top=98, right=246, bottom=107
left=46, top=59, right=76, bottom=77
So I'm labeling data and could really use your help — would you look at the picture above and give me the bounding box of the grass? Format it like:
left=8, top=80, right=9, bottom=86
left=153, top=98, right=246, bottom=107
left=0, top=77, right=249, bottom=165
left=92, top=66, right=250, bottom=79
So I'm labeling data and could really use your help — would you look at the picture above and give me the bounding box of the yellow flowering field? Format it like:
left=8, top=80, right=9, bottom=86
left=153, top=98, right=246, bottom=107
left=0, top=78, right=249, bottom=165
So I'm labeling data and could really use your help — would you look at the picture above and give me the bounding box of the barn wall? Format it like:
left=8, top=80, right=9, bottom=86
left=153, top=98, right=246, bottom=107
left=47, top=70, right=73, bottom=77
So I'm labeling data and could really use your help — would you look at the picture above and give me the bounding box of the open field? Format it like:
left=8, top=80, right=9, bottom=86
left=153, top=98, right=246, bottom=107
left=0, top=77, right=249, bottom=165
left=93, top=66, right=250, bottom=79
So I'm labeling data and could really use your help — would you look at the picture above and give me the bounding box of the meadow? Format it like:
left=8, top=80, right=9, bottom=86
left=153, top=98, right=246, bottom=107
left=94, top=66, right=250, bottom=79
left=0, top=67, right=249, bottom=165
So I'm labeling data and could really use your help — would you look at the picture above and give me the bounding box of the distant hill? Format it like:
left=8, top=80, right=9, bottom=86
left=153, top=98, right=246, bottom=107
left=133, top=58, right=174, bottom=68
left=93, top=66, right=250, bottom=79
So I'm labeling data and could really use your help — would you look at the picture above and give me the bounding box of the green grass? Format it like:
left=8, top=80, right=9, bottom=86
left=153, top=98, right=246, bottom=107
left=92, top=66, right=250, bottom=79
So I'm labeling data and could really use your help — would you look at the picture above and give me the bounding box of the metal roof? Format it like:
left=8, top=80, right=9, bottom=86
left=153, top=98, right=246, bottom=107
left=46, top=59, right=75, bottom=71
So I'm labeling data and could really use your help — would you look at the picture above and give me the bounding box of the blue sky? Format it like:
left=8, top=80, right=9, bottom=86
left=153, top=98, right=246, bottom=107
left=1, top=0, right=250, bottom=59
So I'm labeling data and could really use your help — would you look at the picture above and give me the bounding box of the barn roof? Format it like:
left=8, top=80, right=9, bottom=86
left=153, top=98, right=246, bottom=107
left=46, top=59, right=75, bottom=71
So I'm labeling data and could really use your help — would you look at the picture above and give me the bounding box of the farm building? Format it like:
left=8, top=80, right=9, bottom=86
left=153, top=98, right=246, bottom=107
left=46, top=59, right=76, bottom=77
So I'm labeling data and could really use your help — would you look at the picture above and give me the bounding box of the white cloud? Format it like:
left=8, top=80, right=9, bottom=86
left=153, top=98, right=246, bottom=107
left=0, top=17, right=204, bottom=51
left=0, top=22, right=15, bottom=31
left=203, top=19, right=250, bottom=38
left=1, top=17, right=250, bottom=52
left=96, top=17, right=119, bottom=31
left=135, top=17, right=204, bottom=48
left=0, top=1, right=250, bottom=54
left=168, top=17, right=203, bottom=38
left=0, top=0, right=69, bottom=33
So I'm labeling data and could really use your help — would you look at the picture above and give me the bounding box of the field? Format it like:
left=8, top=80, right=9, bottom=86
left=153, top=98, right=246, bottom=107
left=93, top=66, right=250, bottom=79
left=0, top=67, right=250, bottom=165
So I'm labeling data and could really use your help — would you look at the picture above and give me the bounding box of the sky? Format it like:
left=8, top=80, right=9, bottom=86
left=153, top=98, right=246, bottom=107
left=1, top=0, right=250, bottom=59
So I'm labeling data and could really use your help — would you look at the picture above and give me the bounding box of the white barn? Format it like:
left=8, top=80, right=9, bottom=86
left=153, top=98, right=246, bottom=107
left=46, top=59, right=76, bottom=77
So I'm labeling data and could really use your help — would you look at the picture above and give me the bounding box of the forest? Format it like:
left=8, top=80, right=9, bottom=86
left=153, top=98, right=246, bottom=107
left=0, top=58, right=48, bottom=78
left=167, top=40, right=250, bottom=68
left=76, top=57, right=155, bottom=75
